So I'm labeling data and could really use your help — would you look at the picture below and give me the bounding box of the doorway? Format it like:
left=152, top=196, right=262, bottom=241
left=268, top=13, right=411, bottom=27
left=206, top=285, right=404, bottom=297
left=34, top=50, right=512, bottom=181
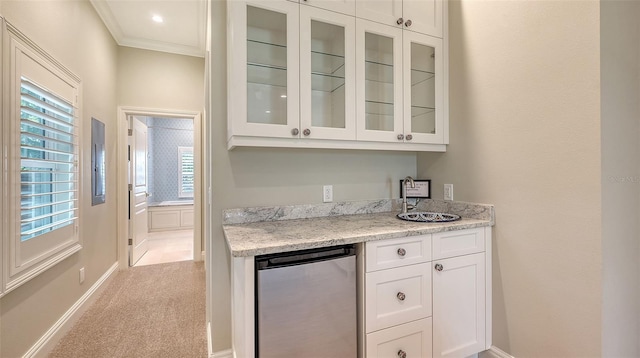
left=117, top=107, right=203, bottom=268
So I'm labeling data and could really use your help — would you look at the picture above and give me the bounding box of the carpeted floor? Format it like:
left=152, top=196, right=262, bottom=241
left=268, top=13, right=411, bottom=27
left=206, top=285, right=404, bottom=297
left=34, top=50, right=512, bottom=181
left=49, top=261, right=207, bottom=358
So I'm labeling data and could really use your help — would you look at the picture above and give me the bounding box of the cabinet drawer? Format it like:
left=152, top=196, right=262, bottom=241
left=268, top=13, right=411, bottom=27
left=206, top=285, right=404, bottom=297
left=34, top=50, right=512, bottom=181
left=432, top=228, right=485, bottom=260
left=365, top=263, right=432, bottom=333
left=366, top=235, right=431, bottom=272
left=366, top=317, right=433, bottom=358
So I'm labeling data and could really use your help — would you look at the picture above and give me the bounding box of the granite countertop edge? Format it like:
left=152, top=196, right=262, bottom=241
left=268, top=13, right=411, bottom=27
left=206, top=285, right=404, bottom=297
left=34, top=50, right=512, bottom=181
left=223, top=208, right=493, bottom=257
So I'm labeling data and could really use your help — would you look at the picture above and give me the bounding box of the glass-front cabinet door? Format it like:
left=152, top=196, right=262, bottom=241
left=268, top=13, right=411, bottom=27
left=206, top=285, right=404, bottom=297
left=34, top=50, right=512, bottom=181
left=403, top=31, right=443, bottom=144
left=300, top=6, right=355, bottom=140
left=356, top=19, right=403, bottom=142
left=228, top=0, right=299, bottom=139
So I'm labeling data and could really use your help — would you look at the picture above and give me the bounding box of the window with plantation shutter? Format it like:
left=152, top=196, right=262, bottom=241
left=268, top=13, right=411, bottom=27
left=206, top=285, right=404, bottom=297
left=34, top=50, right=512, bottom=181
left=179, top=146, right=194, bottom=198
left=20, top=78, right=78, bottom=241
left=3, top=21, right=83, bottom=293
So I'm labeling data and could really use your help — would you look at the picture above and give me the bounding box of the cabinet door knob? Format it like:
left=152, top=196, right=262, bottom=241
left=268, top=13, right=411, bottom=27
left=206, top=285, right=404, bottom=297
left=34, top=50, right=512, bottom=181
left=397, top=248, right=406, bottom=257
left=291, top=128, right=299, bottom=136
left=398, top=349, right=407, bottom=358
left=435, top=263, right=443, bottom=271
left=404, top=19, right=412, bottom=27
left=397, top=292, right=406, bottom=301
left=396, top=17, right=404, bottom=25
left=303, top=128, right=311, bottom=136
left=397, top=134, right=404, bottom=140
left=406, top=134, right=413, bottom=141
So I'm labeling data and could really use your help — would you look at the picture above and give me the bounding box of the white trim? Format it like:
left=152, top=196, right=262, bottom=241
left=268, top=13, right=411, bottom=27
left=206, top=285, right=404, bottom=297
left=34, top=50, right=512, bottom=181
left=117, top=107, right=203, bottom=269
left=228, top=135, right=447, bottom=152
left=480, top=346, right=515, bottom=358
left=211, top=349, right=233, bottom=358
left=207, top=321, right=213, bottom=357
left=22, top=262, right=119, bottom=358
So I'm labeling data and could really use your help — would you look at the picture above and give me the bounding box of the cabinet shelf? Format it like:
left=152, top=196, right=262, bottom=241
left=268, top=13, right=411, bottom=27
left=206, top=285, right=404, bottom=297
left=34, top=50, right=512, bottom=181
left=247, top=62, right=287, bottom=88
left=411, top=105, right=435, bottom=118
left=365, top=59, right=394, bottom=84
left=311, top=50, right=346, bottom=92
left=411, top=68, right=435, bottom=86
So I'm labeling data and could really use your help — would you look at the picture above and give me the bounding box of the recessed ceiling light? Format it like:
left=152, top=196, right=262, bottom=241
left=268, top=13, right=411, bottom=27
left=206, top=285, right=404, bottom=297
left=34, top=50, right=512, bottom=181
left=280, top=95, right=287, bottom=98
left=152, top=15, right=164, bottom=23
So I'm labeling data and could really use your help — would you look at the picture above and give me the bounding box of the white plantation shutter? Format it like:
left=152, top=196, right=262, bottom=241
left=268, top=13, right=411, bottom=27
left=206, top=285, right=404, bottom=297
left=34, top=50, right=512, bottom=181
left=179, top=146, right=194, bottom=198
left=20, top=78, right=78, bottom=241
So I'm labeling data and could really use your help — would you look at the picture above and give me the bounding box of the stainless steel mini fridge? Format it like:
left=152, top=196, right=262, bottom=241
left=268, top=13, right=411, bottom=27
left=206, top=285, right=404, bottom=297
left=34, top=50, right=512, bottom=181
left=255, top=245, right=357, bottom=358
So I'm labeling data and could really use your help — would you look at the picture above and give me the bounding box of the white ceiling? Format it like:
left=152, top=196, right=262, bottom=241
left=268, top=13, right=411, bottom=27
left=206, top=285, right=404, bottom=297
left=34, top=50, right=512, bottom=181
left=90, top=0, right=206, bottom=58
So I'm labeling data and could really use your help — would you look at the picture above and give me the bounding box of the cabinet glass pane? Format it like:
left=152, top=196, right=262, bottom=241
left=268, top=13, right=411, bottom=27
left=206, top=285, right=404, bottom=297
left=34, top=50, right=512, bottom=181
left=364, top=33, right=394, bottom=131
left=311, top=20, right=346, bottom=129
left=410, top=42, right=436, bottom=134
left=247, top=6, right=287, bottom=125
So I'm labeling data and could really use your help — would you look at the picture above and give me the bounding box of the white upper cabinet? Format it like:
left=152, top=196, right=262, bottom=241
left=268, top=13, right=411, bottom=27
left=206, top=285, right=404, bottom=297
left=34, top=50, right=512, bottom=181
left=228, top=0, right=300, bottom=139
left=295, top=0, right=356, bottom=16
left=356, top=0, right=443, bottom=38
left=228, top=0, right=448, bottom=151
left=300, top=6, right=356, bottom=140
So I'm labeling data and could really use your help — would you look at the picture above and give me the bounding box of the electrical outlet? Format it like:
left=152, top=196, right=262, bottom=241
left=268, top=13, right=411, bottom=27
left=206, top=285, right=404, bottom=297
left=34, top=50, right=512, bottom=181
left=323, top=185, right=333, bottom=203
left=79, top=267, right=85, bottom=284
left=444, top=184, right=453, bottom=201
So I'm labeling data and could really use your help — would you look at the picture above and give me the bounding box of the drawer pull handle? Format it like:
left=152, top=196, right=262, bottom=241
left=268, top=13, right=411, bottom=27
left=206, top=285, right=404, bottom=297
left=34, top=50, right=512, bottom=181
left=397, top=248, right=406, bottom=257
left=435, top=263, right=443, bottom=271
left=398, top=349, right=407, bottom=358
left=397, top=292, right=406, bottom=301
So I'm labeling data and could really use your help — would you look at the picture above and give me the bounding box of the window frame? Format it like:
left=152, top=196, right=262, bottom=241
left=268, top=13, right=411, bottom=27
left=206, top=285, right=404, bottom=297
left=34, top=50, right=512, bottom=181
left=178, top=146, right=194, bottom=198
left=2, top=20, right=83, bottom=294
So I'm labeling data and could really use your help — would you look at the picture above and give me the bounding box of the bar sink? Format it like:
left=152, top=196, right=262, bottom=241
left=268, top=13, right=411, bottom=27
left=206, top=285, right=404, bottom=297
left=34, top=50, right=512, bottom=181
left=396, top=212, right=461, bottom=223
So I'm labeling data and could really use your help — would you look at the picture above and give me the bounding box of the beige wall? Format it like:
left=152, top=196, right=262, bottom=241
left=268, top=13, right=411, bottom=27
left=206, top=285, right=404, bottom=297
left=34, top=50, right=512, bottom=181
left=117, top=46, right=205, bottom=111
left=418, top=1, right=603, bottom=356
left=207, top=0, right=417, bottom=350
left=600, top=0, right=640, bottom=356
left=0, top=1, right=119, bottom=357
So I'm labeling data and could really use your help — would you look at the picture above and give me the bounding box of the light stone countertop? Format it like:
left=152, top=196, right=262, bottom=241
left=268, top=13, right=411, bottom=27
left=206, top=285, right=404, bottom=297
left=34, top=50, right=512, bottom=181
left=223, top=199, right=494, bottom=257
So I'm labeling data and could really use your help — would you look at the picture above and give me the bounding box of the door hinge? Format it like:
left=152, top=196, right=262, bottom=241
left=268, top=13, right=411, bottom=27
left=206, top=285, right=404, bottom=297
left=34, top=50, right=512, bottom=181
left=128, top=238, right=133, bottom=245
left=128, top=129, right=133, bottom=136
left=128, top=184, right=132, bottom=191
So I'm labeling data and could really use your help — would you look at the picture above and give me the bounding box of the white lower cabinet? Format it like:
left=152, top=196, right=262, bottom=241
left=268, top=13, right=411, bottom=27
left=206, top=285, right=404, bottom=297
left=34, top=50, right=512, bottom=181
left=366, top=318, right=433, bottom=358
left=364, top=227, right=491, bottom=358
left=433, top=252, right=486, bottom=358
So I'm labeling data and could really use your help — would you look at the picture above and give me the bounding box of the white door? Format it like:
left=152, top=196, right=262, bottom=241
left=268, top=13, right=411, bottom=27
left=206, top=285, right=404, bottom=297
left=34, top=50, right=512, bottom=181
left=433, top=253, right=486, bottom=358
left=402, top=0, right=444, bottom=37
left=129, top=117, right=149, bottom=265
left=356, top=19, right=403, bottom=142
left=355, top=0, right=402, bottom=29
left=304, top=0, right=356, bottom=16
left=402, top=31, right=444, bottom=144
left=228, top=0, right=300, bottom=138
left=299, top=6, right=356, bottom=140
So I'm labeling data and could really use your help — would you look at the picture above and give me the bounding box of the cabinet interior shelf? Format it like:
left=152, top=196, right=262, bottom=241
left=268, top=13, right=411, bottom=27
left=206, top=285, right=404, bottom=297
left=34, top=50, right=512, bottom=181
left=365, top=100, right=435, bottom=117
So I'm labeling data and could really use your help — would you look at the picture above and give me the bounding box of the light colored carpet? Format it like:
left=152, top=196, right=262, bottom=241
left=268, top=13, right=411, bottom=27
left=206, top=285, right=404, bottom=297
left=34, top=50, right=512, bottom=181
left=49, top=261, right=207, bottom=358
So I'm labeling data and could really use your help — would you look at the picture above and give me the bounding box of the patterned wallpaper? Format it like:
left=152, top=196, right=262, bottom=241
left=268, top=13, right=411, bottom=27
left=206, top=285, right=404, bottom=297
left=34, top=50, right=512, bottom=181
left=147, top=117, right=194, bottom=203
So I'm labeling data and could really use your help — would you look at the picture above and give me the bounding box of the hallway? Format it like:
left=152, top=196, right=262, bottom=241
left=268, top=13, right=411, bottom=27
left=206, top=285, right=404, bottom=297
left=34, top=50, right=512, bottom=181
left=49, top=261, right=207, bottom=358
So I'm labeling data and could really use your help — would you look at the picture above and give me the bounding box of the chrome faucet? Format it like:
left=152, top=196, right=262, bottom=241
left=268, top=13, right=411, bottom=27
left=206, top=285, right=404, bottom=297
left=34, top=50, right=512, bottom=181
left=402, top=176, right=415, bottom=214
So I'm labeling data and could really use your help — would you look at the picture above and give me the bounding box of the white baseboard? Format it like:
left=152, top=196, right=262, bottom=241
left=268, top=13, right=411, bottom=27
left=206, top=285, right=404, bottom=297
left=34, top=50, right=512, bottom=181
left=23, top=262, right=119, bottom=358
left=481, top=346, right=515, bottom=358
left=211, top=349, right=233, bottom=358
left=207, top=321, right=213, bottom=357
